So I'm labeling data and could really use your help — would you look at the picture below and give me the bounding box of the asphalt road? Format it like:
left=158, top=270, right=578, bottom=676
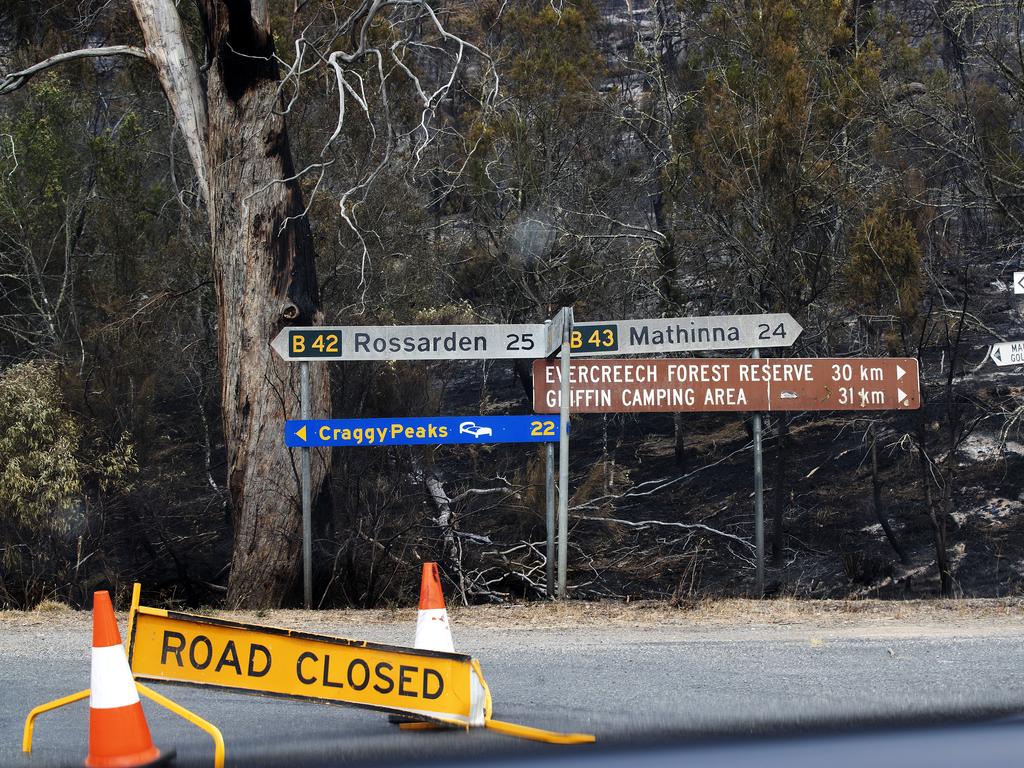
left=3, top=612, right=1023, bottom=767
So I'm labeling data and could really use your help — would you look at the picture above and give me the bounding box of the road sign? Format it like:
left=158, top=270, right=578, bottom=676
left=533, top=358, right=920, bottom=413
left=128, top=606, right=489, bottom=726
left=271, top=323, right=552, bottom=361
left=569, top=313, right=802, bottom=356
left=989, top=341, right=1024, bottom=366
left=1015, top=273, right=1024, bottom=295
left=285, top=415, right=561, bottom=447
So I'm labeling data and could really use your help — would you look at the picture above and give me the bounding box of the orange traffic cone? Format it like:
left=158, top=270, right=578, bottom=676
left=415, top=562, right=454, bottom=653
left=85, top=591, right=171, bottom=768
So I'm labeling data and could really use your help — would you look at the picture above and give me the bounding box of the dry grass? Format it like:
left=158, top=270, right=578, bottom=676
left=2, top=598, right=1022, bottom=633
left=216, top=597, right=1024, bottom=632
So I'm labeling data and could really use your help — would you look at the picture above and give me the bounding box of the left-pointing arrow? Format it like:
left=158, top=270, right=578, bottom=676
left=296, top=425, right=308, bottom=442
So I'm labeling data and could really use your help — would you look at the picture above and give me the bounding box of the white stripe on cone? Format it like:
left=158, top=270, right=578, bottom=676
left=90, top=644, right=141, bottom=709
left=415, top=607, right=454, bottom=653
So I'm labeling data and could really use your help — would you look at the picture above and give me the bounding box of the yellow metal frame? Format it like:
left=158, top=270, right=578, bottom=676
left=22, top=584, right=227, bottom=768
left=22, top=688, right=90, bottom=753
left=397, top=657, right=594, bottom=744
left=136, top=682, right=225, bottom=768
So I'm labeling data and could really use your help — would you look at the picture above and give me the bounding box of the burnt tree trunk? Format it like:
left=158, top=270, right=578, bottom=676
left=870, top=424, right=909, bottom=565
left=917, top=418, right=952, bottom=596
left=202, top=2, right=331, bottom=607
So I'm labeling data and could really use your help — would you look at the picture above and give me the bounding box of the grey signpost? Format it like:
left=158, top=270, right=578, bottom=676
left=543, top=319, right=556, bottom=598
left=558, top=307, right=573, bottom=598
left=300, top=361, right=312, bottom=609
left=274, top=317, right=568, bottom=608
left=751, top=349, right=764, bottom=598
left=277, top=310, right=804, bottom=604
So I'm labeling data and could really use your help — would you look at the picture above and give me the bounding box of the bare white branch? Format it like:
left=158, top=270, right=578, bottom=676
left=0, top=46, right=147, bottom=95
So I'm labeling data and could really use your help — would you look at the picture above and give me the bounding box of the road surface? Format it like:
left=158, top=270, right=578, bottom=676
left=2, top=602, right=1023, bottom=766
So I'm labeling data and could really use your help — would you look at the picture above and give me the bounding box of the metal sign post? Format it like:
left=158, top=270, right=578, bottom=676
left=751, top=349, right=764, bottom=599
left=545, top=441, right=555, bottom=598
left=544, top=318, right=556, bottom=598
left=300, top=361, right=312, bottom=609
left=557, top=307, right=573, bottom=599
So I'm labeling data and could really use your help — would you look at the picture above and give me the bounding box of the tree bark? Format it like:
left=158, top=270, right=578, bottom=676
left=917, top=418, right=952, bottom=596
left=202, top=1, right=331, bottom=607
left=130, top=0, right=209, bottom=200
left=132, top=0, right=332, bottom=607
left=870, top=424, right=909, bottom=565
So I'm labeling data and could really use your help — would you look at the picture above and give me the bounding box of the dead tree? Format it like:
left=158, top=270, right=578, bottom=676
left=1, top=0, right=495, bottom=607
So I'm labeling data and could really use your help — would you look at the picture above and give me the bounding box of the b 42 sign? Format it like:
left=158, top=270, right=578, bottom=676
left=271, top=323, right=553, bottom=361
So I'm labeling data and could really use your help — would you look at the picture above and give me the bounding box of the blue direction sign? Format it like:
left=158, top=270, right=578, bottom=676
left=286, top=415, right=561, bottom=447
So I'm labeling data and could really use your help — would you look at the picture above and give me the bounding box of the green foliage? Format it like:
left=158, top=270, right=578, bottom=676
left=844, top=201, right=923, bottom=330
left=0, top=360, right=136, bottom=532
left=503, top=3, right=604, bottom=103
left=0, top=361, right=81, bottom=531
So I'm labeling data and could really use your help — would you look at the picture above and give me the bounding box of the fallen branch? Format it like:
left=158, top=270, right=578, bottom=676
left=578, top=515, right=754, bottom=550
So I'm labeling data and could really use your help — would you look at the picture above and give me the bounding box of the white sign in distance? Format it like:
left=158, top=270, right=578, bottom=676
left=271, top=323, right=552, bottom=361
left=1014, top=272, right=1024, bottom=295
left=570, top=313, right=803, bottom=356
left=990, top=340, right=1024, bottom=366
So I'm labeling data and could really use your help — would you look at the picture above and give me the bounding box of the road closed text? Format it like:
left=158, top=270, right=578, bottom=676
left=129, top=609, right=475, bottom=719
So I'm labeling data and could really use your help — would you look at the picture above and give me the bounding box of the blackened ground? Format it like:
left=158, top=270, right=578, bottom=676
left=421, top=356, right=1024, bottom=602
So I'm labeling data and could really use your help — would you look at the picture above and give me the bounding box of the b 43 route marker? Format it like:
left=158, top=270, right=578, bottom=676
left=533, top=358, right=920, bottom=413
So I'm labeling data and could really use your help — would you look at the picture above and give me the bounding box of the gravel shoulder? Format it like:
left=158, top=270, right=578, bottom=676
left=3, top=597, right=1023, bottom=655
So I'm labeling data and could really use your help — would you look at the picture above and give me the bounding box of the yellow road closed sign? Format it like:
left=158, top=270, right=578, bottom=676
left=128, top=607, right=490, bottom=727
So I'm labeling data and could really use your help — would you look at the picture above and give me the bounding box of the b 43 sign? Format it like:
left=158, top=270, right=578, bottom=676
left=568, top=313, right=802, bottom=355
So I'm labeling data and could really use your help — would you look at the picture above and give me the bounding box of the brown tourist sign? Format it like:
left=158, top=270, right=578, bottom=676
left=532, top=358, right=920, bottom=413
